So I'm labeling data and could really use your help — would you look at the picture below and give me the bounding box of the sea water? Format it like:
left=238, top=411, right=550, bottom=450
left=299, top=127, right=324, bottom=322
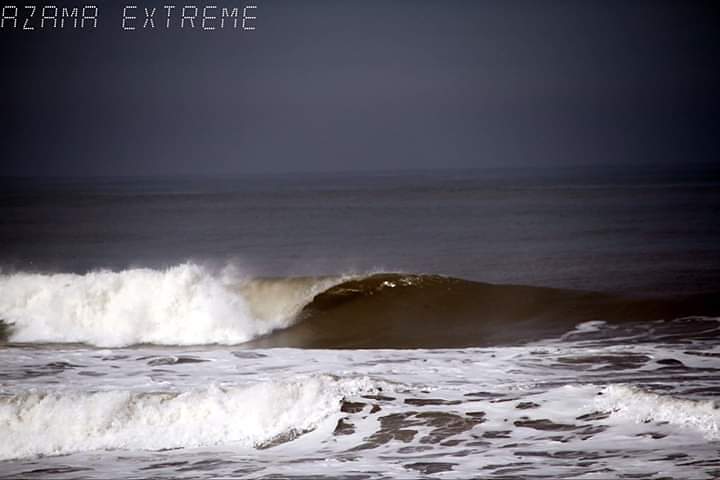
left=1, top=168, right=719, bottom=478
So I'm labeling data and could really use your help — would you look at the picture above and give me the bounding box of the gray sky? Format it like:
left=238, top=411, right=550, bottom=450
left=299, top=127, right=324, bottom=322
left=1, top=0, right=719, bottom=176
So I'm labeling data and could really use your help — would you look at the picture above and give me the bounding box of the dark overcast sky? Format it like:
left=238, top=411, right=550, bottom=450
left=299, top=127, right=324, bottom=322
left=1, top=0, right=719, bottom=176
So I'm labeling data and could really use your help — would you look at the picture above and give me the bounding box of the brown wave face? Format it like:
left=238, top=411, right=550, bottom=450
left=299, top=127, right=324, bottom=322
left=245, top=274, right=720, bottom=349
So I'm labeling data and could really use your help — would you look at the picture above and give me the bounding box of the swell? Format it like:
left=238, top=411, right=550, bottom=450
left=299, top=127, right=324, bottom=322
left=245, top=274, right=720, bottom=348
left=1, top=267, right=718, bottom=348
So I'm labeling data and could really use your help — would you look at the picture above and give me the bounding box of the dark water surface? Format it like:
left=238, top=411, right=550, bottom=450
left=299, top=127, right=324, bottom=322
left=2, top=166, right=720, bottom=294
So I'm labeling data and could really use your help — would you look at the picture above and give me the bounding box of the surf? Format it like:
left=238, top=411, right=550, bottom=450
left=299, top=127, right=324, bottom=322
left=0, top=374, right=380, bottom=461
left=1, top=263, right=718, bottom=348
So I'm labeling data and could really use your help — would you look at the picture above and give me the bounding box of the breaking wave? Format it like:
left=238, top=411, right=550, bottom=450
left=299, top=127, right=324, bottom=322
left=597, top=385, right=720, bottom=440
left=0, top=375, right=380, bottom=461
left=1, top=264, right=718, bottom=348
left=0, top=263, right=344, bottom=347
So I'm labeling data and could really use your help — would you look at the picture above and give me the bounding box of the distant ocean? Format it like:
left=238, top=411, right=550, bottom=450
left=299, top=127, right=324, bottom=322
left=1, top=167, right=719, bottom=479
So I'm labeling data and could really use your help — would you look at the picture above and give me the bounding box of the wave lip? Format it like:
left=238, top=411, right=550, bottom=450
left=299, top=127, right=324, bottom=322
left=249, top=274, right=720, bottom=348
left=0, top=375, right=379, bottom=461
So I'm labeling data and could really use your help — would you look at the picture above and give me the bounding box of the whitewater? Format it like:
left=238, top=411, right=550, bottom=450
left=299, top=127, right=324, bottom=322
left=1, top=338, right=719, bottom=478
left=0, top=263, right=345, bottom=347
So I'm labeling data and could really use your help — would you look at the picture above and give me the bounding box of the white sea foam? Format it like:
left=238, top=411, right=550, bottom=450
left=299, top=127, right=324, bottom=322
left=0, top=263, right=343, bottom=347
left=0, top=374, right=379, bottom=461
left=0, top=345, right=718, bottom=477
left=596, top=384, right=720, bottom=440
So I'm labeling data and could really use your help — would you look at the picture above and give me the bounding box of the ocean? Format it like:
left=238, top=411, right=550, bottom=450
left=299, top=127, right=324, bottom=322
left=1, top=167, right=719, bottom=479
